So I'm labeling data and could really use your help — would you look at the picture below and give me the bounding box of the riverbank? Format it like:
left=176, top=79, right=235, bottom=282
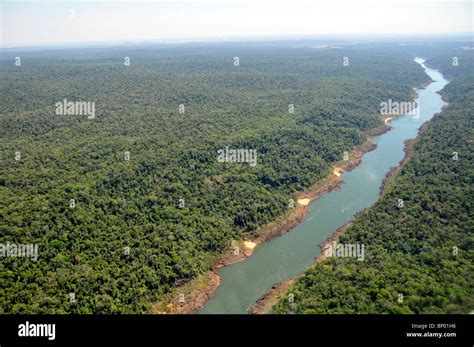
left=379, top=103, right=444, bottom=196
left=248, top=138, right=416, bottom=314
left=150, top=136, right=377, bottom=314
left=248, top=276, right=301, bottom=314
left=152, top=75, right=432, bottom=314
left=247, top=75, right=440, bottom=315
left=380, top=138, right=415, bottom=196
left=248, top=220, right=354, bottom=314
left=252, top=140, right=376, bottom=245
left=376, top=79, right=433, bottom=131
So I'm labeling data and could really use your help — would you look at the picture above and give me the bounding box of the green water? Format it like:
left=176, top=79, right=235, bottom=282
left=201, top=59, right=448, bottom=314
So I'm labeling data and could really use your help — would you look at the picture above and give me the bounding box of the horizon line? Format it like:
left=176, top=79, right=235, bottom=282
left=2, top=32, right=473, bottom=50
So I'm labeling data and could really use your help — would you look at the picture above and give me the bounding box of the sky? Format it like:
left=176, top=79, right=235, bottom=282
left=1, top=0, right=473, bottom=47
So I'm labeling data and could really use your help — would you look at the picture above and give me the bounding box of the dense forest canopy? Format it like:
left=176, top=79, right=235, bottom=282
left=272, top=45, right=474, bottom=314
left=0, top=39, right=470, bottom=313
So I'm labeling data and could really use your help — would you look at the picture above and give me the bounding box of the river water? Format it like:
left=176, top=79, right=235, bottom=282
left=201, top=58, right=448, bottom=314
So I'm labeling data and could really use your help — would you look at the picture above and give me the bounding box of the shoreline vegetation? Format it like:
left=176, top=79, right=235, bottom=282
left=249, top=221, right=354, bottom=314
left=248, top=128, right=415, bottom=314
left=248, top=133, right=417, bottom=314
left=150, top=78, right=430, bottom=314
left=268, top=66, right=474, bottom=314
left=249, top=78, right=440, bottom=314
left=150, top=130, right=379, bottom=314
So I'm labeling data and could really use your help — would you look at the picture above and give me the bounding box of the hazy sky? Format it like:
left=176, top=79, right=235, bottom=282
left=1, top=0, right=473, bottom=47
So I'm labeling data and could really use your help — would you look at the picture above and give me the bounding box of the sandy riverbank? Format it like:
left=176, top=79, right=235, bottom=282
left=375, top=80, right=432, bottom=132
left=150, top=94, right=429, bottom=314
left=247, top=77, right=436, bottom=314
left=149, top=238, right=258, bottom=314
left=149, top=78, right=433, bottom=314
left=248, top=83, right=435, bottom=314
left=150, top=137, right=377, bottom=314
left=248, top=130, right=423, bottom=314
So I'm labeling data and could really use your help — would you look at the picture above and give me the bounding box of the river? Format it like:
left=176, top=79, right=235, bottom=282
left=201, top=58, right=448, bottom=314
